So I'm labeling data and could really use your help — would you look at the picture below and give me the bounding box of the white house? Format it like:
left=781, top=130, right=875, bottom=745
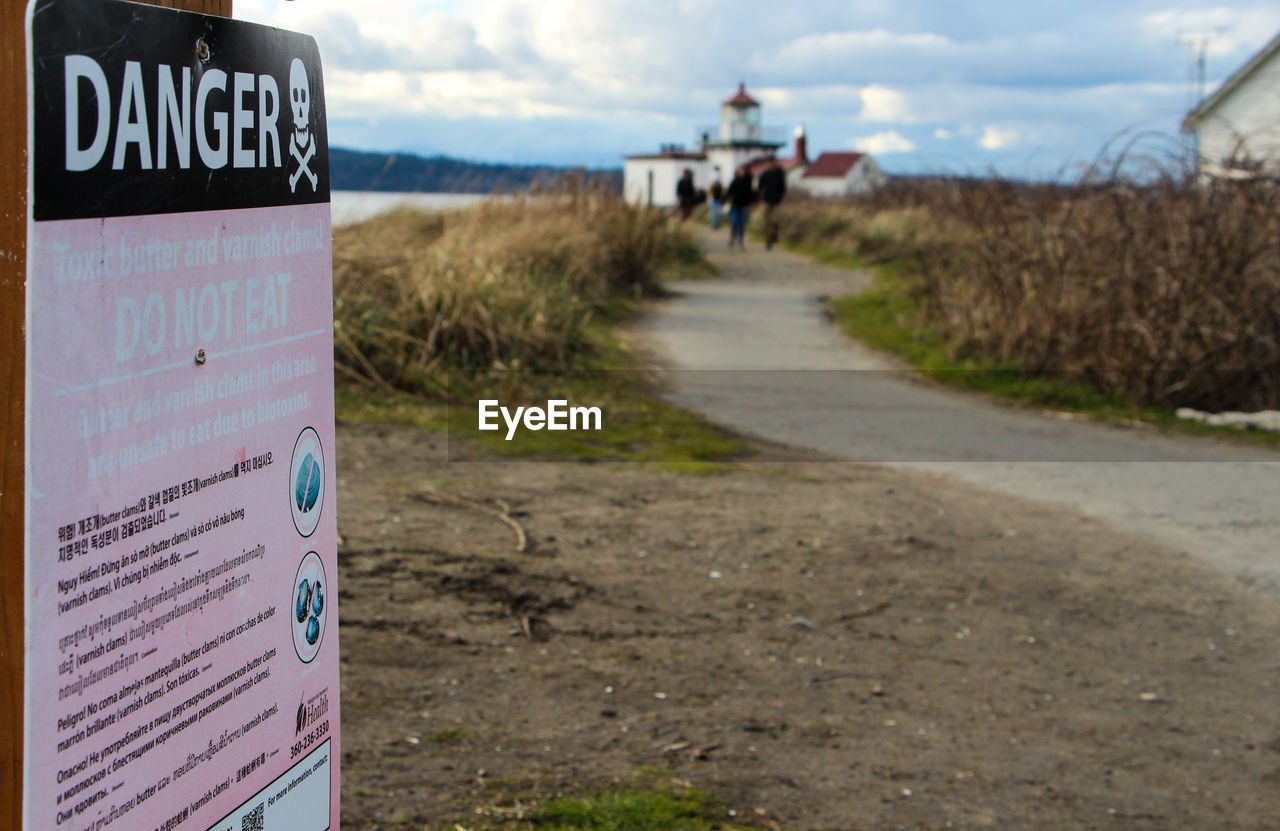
left=793, top=152, right=887, bottom=197
left=1182, top=31, right=1280, bottom=177
left=622, top=147, right=708, bottom=208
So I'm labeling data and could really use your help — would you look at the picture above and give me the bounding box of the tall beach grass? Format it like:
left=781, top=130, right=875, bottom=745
left=332, top=181, right=701, bottom=394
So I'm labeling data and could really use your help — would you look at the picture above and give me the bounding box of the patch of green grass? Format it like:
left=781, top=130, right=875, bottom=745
left=338, top=340, right=747, bottom=466
left=335, top=387, right=448, bottom=429
left=823, top=254, right=1280, bottom=450
left=525, top=789, right=720, bottom=830
left=776, top=237, right=868, bottom=272
left=443, top=368, right=745, bottom=465
left=423, top=726, right=467, bottom=743
left=341, top=307, right=747, bottom=465
left=479, top=781, right=762, bottom=831
left=825, top=271, right=946, bottom=370
left=660, top=232, right=719, bottom=281
left=660, top=259, right=719, bottom=281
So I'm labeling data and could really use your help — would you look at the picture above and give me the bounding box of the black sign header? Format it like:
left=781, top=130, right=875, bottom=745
left=30, top=0, right=329, bottom=220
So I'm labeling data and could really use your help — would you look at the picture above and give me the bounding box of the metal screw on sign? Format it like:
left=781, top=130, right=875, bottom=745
left=196, top=37, right=210, bottom=62
left=195, top=348, right=207, bottom=365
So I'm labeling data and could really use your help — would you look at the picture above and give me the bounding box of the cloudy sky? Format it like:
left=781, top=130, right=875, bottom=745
left=237, top=1, right=1280, bottom=177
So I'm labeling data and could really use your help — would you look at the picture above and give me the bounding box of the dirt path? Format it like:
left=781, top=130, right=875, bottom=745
left=637, top=228, right=1280, bottom=593
left=336, top=422, right=1280, bottom=830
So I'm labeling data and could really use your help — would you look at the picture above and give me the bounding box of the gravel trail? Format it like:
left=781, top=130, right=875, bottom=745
left=639, top=228, right=1280, bottom=592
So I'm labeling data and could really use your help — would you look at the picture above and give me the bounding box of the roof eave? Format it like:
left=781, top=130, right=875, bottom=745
left=703, top=140, right=787, bottom=149
left=1183, top=30, right=1280, bottom=131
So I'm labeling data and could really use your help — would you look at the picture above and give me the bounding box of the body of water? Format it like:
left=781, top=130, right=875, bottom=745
left=330, top=191, right=491, bottom=225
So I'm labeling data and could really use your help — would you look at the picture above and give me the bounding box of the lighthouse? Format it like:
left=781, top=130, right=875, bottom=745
left=699, top=83, right=787, bottom=178
left=623, top=83, right=792, bottom=207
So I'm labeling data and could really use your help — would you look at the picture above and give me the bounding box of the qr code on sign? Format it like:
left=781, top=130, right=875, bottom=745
left=242, top=803, right=265, bottom=831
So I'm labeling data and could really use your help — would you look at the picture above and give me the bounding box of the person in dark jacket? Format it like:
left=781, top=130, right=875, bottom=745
left=724, top=165, right=754, bottom=249
left=676, top=168, right=697, bottom=221
left=757, top=157, right=787, bottom=249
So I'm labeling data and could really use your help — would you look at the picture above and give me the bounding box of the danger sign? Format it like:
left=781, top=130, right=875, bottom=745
left=24, top=2, right=339, bottom=829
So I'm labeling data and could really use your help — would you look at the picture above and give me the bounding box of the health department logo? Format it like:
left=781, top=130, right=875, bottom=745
left=289, top=426, right=325, bottom=537
left=296, top=688, right=330, bottom=735
left=292, top=550, right=327, bottom=663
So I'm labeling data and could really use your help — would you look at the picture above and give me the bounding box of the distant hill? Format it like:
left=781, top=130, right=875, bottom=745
left=330, top=147, right=622, bottom=194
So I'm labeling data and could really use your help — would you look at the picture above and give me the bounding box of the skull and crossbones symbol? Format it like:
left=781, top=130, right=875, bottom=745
left=288, top=58, right=318, bottom=192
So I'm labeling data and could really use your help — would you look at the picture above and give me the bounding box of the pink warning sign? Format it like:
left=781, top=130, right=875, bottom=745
left=25, top=3, right=338, bottom=829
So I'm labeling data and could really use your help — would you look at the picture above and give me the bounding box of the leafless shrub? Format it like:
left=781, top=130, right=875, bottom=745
left=780, top=158, right=1280, bottom=410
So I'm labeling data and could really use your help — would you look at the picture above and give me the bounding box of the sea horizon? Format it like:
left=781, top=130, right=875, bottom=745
left=331, top=191, right=493, bottom=226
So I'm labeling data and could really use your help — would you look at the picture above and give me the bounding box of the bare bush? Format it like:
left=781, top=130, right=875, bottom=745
left=780, top=169, right=1280, bottom=411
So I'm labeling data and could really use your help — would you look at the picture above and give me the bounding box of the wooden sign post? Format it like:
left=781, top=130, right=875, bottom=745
left=2, top=2, right=30, bottom=823
left=5, top=2, right=341, bottom=829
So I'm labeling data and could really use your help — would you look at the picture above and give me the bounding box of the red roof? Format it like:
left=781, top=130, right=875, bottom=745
left=723, top=83, right=759, bottom=107
left=801, top=152, right=865, bottom=179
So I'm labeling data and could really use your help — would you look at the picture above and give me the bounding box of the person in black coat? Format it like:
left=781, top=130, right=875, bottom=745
left=724, top=165, right=754, bottom=249
left=676, top=168, right=697, bottom=221
left=757, top=158, right=787, bottom=249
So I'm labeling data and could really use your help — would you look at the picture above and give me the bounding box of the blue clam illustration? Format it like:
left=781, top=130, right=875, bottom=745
left=311, top=581, right=324, bottom=617
left=295, top=452, right=321, bottom=513
left=295, top=572, right=325, bottom=651
left=296, top=579, right=312, bottom=622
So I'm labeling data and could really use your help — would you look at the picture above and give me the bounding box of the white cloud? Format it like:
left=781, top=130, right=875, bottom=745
left=302, top=10, right=496, bottom=73
left=1142, top=6, right=1280, bottom=57
left=852, top=130, right=917, bottom=154
left=226, top=0, right=1278, bottom=174
left=979, top=125, right=1021, bottom=150
left=859, top=85, right=913, bottom=122
left=770, top=27, right=952, bottom=66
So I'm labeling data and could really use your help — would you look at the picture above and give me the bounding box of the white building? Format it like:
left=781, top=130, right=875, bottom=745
left=624, top=84, right=790, bottom=206
left=793, top=152, right=887, bottom=197
left=1182, top=31, right=1280, bottom=177
left=622, top=147, right=708, bottom=208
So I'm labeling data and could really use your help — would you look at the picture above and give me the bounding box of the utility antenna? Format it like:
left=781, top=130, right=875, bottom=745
left=1177, top=29, right=1224, bottom=111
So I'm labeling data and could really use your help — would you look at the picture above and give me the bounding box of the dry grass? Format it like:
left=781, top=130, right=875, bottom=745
left=776, top=171, right=1280, bottom=411
left=332, top=182, right=701, bottom=394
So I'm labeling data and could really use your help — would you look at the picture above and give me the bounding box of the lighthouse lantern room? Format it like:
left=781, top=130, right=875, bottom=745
left=720, top=83, right=762, bottom=143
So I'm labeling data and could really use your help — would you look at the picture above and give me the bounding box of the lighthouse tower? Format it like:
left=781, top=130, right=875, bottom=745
left=702, top=83, right=786, bottom=178
left=720, top=83, right=762, bottom=142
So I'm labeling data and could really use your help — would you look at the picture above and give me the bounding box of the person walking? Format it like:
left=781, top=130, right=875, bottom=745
left=725, top=165, right=754, bottom=249
left=676, top=168, right=697, bottom=222
left=707, top=167, right=726, bottom=230
left=757, top=157, right=787, bottom=250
